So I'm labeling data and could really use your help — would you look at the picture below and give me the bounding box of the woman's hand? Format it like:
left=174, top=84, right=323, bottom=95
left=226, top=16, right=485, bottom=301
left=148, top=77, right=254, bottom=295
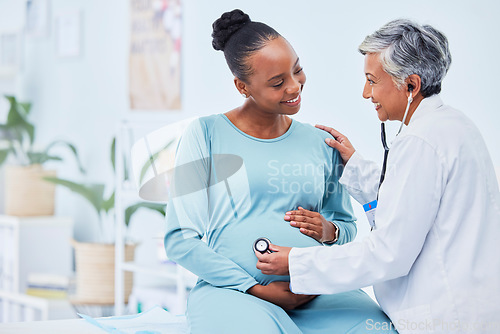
left=285, top=207, right=337, bottom=243
left=315, top=124, right=355, bottom=165
left=247, top=281, right=317, bottom=310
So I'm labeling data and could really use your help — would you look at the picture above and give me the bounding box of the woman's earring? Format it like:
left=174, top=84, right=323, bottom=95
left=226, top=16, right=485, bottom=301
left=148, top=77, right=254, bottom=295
left=241, top=93, right=247, bottom=98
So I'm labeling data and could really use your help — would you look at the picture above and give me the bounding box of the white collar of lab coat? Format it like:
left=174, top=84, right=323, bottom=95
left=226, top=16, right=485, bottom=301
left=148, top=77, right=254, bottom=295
left=407, top=94, right=444, bottom=126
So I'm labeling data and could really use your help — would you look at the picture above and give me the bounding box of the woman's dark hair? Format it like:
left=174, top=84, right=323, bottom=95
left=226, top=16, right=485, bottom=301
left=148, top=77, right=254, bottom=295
left=211, top=9, right=281, bottom=82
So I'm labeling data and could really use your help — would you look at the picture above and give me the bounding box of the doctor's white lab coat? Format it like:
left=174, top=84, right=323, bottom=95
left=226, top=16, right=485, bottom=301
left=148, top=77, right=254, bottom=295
left=289, top=95, right=500, bottom=333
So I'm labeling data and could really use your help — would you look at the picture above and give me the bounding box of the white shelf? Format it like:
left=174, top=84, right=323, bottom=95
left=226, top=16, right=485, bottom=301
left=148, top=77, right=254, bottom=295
left=0, top=215, right=75, bottom=321
left=0, top=215, right=72, bottom=228
left=121, top=262, right=177, bottom=281
left=114, top=121, right=193, bottom=316
left=0, top=215, right=73, bottom=293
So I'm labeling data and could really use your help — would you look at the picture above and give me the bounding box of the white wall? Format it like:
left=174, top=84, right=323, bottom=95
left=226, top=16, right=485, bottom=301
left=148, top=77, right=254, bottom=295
left=0, top=0, right=499, bottom=242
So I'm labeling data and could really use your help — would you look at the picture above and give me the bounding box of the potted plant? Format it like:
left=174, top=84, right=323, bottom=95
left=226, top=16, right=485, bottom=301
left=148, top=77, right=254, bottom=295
left=44, top=138, right=166, bottom=304
left=0, top=95, right=85, bottom=216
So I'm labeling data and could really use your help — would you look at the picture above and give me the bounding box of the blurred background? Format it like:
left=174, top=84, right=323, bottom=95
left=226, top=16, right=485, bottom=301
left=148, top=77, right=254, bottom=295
left=0, top=0, right=498, bottom=323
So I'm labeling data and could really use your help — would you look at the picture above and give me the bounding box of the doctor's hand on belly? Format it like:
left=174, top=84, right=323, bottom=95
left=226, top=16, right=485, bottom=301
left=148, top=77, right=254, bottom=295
left=285, top=206, right=337, bottom=243
left=247, top=280, right=316, bottom=310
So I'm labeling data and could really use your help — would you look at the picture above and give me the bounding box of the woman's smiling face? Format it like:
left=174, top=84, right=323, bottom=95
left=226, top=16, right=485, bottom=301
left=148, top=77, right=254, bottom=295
left=241, top=36, right=306, bottom=116
left=362, top=53, right=408, bottom=122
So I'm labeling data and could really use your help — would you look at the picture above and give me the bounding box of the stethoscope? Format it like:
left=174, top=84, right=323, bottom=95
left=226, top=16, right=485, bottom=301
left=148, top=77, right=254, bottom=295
left=378, top=86, right=413, bottom=191
left=253, top=237, right=272, bottom=254
left=370, top=86, right=413, bottom=231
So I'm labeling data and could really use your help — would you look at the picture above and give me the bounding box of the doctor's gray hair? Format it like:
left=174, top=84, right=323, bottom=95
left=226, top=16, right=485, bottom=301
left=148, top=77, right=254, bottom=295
left=358, top=19, right=452, bottom=97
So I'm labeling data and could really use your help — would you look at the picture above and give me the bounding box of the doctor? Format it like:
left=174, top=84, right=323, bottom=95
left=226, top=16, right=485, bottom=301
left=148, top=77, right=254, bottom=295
left=256, top=19, right=500, bottom=333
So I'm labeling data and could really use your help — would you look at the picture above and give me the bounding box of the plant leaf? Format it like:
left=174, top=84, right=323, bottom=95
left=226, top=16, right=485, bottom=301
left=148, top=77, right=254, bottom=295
left=43, top=176, right=105, bottom=218
left=6, top=96, right=28, bottom=125
left=139, top=138, right=176, bottom=184
left=5, top=95, right=35, bottom=145
left=102, top=191, right=115, bottom=214
left=112, top=137, right=130, bottom=181
left=0, top=149, right=10, bottom=165
left=19, top=102, right=32, bottom=115
left=124, top=202, right=166, bottom=227
left=4, top=95, right=16, bottom=106
left=24, top=122, right=35, bottom=145
left=123, top=155, right=129, bottom=181
left=27, top=152, right=62, bottom=165
left=45, top=140, right=86, bottom=173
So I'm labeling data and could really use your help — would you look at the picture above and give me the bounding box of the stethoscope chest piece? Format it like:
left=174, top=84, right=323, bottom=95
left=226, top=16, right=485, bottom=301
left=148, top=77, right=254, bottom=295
left=253, top=237, right=272, bottom=254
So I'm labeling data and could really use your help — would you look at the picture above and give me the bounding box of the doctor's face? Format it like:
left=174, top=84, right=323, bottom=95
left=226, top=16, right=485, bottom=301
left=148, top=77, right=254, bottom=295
left=362, top=53, right=409, bottom=122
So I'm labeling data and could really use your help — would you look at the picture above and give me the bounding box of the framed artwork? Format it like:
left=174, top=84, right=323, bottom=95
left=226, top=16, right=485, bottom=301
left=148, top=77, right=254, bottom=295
left=55, top=10, right=82, bottom=58
left=0, top=31, right=22, bottom=79
left=25, top=0, right=50, bottom=38
left=129, top=0, right=182, bottom=110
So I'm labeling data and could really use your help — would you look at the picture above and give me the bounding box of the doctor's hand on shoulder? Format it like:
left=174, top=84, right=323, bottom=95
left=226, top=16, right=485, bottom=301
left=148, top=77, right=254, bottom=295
left=315, top=125, right=355, bottom=165
left=284, top=206, right=337, bottom=243
left=247, top=280, right=316, bottom=310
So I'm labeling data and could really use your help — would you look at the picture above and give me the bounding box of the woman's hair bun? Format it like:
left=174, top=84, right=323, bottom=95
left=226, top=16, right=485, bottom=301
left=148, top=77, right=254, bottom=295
left=212, top=9, right=251, bottom=51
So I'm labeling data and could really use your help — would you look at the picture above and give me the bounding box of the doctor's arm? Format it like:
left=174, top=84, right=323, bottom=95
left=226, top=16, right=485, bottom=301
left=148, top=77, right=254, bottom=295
left=289, top=136, right=444, bottom=294
left=260, top=136, right=445, bottom=294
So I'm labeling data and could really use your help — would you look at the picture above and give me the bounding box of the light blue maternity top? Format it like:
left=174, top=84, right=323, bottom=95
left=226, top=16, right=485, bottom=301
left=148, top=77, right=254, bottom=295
left=165, top=115, right=396, bottom=334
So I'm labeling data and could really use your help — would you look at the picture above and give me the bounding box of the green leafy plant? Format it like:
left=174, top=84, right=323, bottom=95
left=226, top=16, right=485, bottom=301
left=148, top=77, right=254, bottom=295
left=45, top=138, right=166, bottom=243
left=0, top=95, right=85, bottom=171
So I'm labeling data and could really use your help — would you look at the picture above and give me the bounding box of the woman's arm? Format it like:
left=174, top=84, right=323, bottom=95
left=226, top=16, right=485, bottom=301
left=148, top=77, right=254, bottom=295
left=166, top=119, right=317, bottom=307
left=164, top=119, right=258, bottom=293
left=247, top=281, right=317, bottom=310
left=320, top=148, right=357, bottom=244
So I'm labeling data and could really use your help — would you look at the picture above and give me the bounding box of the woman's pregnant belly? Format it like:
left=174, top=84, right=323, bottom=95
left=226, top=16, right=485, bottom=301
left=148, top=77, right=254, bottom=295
left=210, top=212, right=322, bottom=285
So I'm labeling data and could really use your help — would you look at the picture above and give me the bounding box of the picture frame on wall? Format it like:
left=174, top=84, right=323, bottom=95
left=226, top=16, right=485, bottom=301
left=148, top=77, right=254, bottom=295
left=129, top=0, right=182, bottom=111
left=55, top=10, right=82, bottom=58
left=25, top=0, right=50, bottom=38
left=0, top=30, right=22, bottom=79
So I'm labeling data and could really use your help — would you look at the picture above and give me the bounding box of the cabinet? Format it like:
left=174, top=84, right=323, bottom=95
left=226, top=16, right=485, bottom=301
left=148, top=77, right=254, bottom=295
left=113, top=120, right=196, bottom=316
left=0, top=215, right=73, bottom=294
left=0, top=215, right=74, bottom=321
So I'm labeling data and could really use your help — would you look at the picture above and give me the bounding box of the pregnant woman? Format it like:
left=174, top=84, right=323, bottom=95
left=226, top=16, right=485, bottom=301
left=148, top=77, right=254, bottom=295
left=164, top=9, right=396, bottom=334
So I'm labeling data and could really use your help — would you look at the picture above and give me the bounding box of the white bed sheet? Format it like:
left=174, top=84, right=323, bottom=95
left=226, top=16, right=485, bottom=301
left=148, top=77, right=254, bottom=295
left=0, top=306, right=188, bottom=334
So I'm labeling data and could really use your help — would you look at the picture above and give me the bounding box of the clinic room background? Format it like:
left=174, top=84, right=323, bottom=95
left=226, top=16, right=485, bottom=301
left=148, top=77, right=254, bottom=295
left=0, top=0, right=499, bottom=320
